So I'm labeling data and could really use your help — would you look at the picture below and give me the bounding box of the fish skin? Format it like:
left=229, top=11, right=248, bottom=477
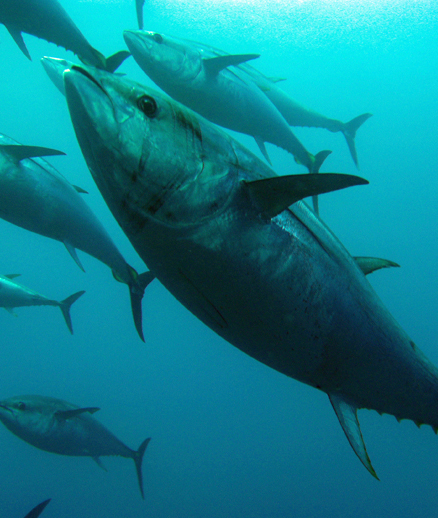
left=123, top=30, right=330, bottom=174
left=0, top=274, right=84, bottom=333
left=0, top=133, right=151, bottom=341
left=0, top=0, right=105, bottom=67
left=0, top=395, right=150, bottom=498
left=62, top=65, right=438, bottom=476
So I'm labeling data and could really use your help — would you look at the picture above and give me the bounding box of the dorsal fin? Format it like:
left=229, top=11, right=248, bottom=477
left=4, top=274, right=21, bottom=280
left=244, top=173, right=368, bottom=219
left=329, top=393, right=378, bottom=479
left=1, top=145, right=66, bottom=162
left=354, top=257, right=400, bottom=275
left=55, top=407, right=100, bottom=421
left=203, top=54, right=260, bottom=76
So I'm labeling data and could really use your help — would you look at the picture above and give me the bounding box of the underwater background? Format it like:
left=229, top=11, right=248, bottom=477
left=1, top=0, right=438, bottom=516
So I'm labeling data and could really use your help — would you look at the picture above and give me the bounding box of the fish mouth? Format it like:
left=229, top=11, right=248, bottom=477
left=0, top=404, right=12, bottom=414
left=124, top=30, right=153, bottom=55
left=63, top=65, right=117, bottom=153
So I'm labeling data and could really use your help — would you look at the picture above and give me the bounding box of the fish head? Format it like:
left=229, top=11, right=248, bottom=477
left=41, top=56, right=73, bottom=95
left=63, top=66, right=236, bottom=231
left=0, top=395, right=48, bottom=435
left=124, top=30, right=201, bottom=84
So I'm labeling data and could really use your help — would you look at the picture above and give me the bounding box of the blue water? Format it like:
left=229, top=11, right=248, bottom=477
left=1, top=0, right=438, bottom=516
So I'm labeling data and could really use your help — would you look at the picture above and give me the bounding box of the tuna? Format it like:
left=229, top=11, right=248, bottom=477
left=0, top=395, right=151, bottom=498
left=0, top=133, right=154, bottom=340
left=0, top=273, right=84, bottom=333
left=62, top=64, right=438, bottom=478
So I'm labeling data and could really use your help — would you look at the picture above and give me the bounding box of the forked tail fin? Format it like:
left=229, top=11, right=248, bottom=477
left=133, top=437, right=151, bottom=499
left=80, top=49, right=131, bottom=72
left=342, top=113, right=373, bottom=168
left=59, top=290, right=86, bottom=334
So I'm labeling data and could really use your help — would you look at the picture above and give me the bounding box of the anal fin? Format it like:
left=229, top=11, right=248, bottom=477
left=64, top=241, right=85, bottom=272
left=328, top=393, right=379, bottom=479
left=6, top=26, right=31, bottom=60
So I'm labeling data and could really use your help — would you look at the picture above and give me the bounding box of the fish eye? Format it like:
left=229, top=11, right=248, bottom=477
left=17, top=402, right=26, bottom=410
left=153, top=33, right=163, bottom=44
left=137, top=95, right=157, bottom=118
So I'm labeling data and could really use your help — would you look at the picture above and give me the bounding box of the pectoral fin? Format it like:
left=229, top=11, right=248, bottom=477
left=1, top=145, right=66, bottom=162
left=354, top=257, right=400, bottom=275
left=55, top=407, right=100, bottom=421
left=73, top=185, right=88, bottom=194
left=329, top=393, right=378, bottom=479
left=6, top=26, right=31, bottom=60
left=204, top=54, right=260, bottom=76
left=244, top=173, right=368, bottom=219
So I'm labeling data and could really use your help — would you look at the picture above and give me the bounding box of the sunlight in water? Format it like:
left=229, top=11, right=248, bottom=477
left=144, top=0, right=435, bottom=53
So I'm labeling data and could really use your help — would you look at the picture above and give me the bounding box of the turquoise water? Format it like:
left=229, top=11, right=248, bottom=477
left=1, top=0, right=438, bottom=516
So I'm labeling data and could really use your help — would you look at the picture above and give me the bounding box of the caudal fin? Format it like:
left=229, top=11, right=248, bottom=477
left=129, top=271, right=155, bottom=342
left=342, top=113, right=373, bottom=168
left=59, top=290, right=85, bottom=334
left=80, top=48, right=130, bottom=72
left=105, top=51, right=131, bottom=73
left=133, top=437, right=151, bottom=499
left=310, top=150, right=332, bottom=216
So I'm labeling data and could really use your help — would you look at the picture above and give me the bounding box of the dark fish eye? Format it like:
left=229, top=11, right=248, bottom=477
left=153, top=33, right=163, bottom=44
left=137, top=95, right=157, bottom=118
left=17, top=402, right=26, bottom=410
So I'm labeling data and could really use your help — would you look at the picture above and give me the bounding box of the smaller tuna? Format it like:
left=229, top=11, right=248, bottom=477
left=0, top=133, right=154, bottom=341
left=0, top=273, right=84, bottom=333
left=0, top=395, right=151, bottom=499
left=23, top=499, right=51, bottom=518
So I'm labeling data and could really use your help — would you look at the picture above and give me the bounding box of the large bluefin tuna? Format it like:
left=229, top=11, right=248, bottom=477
left=0, top=133, right=153, bottom=340
left=123, top=30, right=331, bottom=178
left=59, top=64, right=436, bottom=478
left=0, top=273, right=84, bottom=333
left=124, top=29, right=371, bottom=168
left=0, top=395, right=150, bottom=498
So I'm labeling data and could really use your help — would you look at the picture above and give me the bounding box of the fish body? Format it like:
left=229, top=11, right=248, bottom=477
left=0, top=133, right=152, bottom=340
left=0, top=395, right=150, bottom=498
left=0, top=273, right=84, bottom=333
left=123, top=30, right=330, bottom=173
left=63, top=66, right=438, bottom=476
left=0, top=0, right=105, bottom=66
